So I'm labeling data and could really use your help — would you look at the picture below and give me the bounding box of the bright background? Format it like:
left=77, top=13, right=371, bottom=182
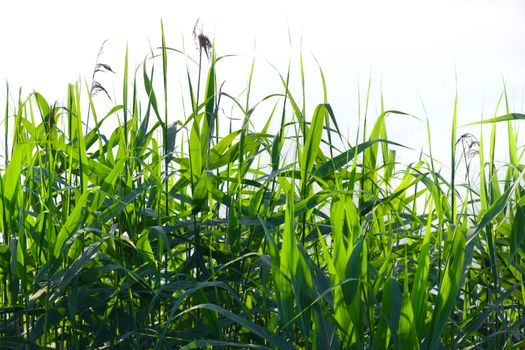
left=1, top=0, right=524, bottom=165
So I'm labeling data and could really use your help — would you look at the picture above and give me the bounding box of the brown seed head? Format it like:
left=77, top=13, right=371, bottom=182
left=193, top=19, right=212, bottom=59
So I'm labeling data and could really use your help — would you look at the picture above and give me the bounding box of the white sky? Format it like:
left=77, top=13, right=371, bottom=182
left=0, top=0, right=524, bottom=166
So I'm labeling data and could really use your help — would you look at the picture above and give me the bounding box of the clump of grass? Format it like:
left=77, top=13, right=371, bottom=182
left=0, top=23, right=524, bottom=349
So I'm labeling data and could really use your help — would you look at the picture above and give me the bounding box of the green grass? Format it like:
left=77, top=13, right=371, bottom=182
left=0, top=25, right=524, bottom=349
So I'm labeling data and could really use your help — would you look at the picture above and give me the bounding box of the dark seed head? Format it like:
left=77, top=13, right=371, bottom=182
left=193, top=19, right=212, bottom=59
